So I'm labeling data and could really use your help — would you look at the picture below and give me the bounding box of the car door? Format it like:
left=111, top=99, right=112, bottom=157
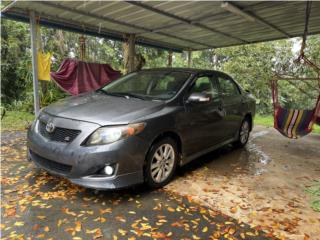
left=183, top=74, right=225, bottom=156
left=216, top=73, right=243, bottom=138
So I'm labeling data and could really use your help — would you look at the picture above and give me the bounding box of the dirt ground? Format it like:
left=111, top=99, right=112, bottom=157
left=1, top=126, right=319, bottom=240
left=166, top=125, right=320, bottom=240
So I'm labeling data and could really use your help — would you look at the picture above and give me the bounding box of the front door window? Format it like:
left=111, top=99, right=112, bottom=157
left=190, top=76, right=219, bottom=99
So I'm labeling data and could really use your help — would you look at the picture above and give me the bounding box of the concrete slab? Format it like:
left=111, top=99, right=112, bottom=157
left=167, top=126, right=320, bottom=240
left=1, top=130, right=273, bottom=240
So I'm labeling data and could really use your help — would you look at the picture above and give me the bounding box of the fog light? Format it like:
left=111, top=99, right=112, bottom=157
left=103, top=165, right=114, bottom=175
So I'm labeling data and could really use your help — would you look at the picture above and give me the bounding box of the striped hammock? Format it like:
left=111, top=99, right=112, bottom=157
left=271, top=80, right=320, bottom=139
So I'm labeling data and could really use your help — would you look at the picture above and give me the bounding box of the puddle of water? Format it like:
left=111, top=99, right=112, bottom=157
left=246, top=142, right=272, bottom=165
left=179, top=130, right=273, bottom=178
left=251, top=130, right=270, bottom=139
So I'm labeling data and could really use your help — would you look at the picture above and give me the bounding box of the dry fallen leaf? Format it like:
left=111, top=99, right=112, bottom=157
left=213, top=231, right=220, bottom=238
left=229, top=228, right=236, bottom=235
left=151, top=232, right=167, bottom=238
left=115, top=216, right=126, bottom=223
left=167, top=207, right=175, bottom=212
left=14, top=222, right=24, bottom=227
left=75, top=221, right=81, bottom=232
left=118, top=229, right=127, bottom=236
left=93, top=228, right=103, bottom=239
left=62, top=207, right=77, bottom=216
left=57, top=219, right=63, bottom=227
left=32, top=224, right=40, bottom=231
left=36, top=233, right=45, bottom=238
left=99, top=208, right=112, bottom=215
left=5, top=208, right=16, bottom=217
left=230, top=206, right=238, bottom=214
left=202, top=226, right=208, bottom=233
left=193, top=234, right=201, bottom=239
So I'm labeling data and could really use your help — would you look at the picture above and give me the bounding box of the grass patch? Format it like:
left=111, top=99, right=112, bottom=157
left=254, top=115, right=274, bottom=127
left=305, top=181, right=320, bottom=212
left=1, top=111, right=34, bottom=131
left=255, top=115, right=320, bottom=134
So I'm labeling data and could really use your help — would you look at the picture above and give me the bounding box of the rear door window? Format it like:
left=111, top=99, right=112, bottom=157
left=217, top=75, right=240, bottom=97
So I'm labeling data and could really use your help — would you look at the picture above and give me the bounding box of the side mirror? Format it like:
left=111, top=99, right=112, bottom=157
left=187, top=92, right=211, bottom=103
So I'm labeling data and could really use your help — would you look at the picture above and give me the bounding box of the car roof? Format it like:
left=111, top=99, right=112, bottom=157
left=138, top=68, right=228, bottom=75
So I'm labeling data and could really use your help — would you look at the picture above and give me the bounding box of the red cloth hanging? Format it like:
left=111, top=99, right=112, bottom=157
left=50, top=58, right=121, bottom=95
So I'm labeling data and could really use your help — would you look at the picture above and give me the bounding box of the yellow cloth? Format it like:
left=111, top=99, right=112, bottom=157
left=37, top=51, right=52, bottom=81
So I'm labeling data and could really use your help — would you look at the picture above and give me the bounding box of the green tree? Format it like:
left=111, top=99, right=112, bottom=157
left=1, top=19, right=31, bottom=107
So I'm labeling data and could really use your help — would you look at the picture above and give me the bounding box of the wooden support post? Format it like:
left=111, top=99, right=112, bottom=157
left=187, top=50, right=192, bottom=68
left=168, top=51, right=173, bottom=67
left=128, top=34, right=136, bottom=73
left=29, top=11, right=40, bottom=116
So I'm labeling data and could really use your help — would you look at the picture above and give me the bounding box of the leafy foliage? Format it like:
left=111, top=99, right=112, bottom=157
left=1, top=19, right=320, bottom=115
left=1, top=20, right=31, bottom=106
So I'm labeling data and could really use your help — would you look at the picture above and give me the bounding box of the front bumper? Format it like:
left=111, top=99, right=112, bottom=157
left=28, top=149, right=143, bottom=189
left=27, top=115, right=149, bottom=189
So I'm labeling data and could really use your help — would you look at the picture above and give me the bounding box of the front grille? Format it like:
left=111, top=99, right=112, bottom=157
left=39, top=121, right=81, bottom=143
left=30, top=150, right=72, bottom=175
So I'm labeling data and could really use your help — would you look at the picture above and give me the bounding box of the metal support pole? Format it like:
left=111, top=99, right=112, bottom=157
left=29, top=11, right=40, bottom=116
left=187, top=50, right=192, bottom=68
left=168, top=51, right=172, bottom=67
left=128, top=34, right=136, bottom=73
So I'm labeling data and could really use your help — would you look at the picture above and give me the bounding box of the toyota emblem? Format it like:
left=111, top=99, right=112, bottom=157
left=45, top=122, right=55, bottom=133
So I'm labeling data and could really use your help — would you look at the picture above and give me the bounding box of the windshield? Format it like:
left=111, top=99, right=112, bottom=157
left=101, top=71, right=191, bottom=100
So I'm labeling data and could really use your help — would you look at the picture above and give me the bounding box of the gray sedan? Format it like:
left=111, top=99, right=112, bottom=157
left=27, top=68, right=255, bottom=189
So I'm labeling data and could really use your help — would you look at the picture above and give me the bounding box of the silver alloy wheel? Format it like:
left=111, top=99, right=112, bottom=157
left=240, top=121, right=250, bottom=144
left=150, top=144, right=175, bottom=183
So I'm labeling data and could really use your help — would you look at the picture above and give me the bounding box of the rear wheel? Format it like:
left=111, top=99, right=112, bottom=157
left=234, top=118, right=250, bottom=147
left=145, top=138, right=178, bottom=188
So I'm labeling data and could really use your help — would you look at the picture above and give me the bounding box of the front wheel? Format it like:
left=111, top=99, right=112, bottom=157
left=144, top=138, right=178, bottom=188
left=234, top=118, right=250, bottom=147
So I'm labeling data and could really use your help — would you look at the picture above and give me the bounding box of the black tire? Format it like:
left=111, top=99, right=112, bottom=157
left=144, top=138, right=178, bottom=188
left=234, top=117, right=251, bottom=147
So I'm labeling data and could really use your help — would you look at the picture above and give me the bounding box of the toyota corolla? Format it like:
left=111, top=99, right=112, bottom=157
left=27, top=68, right=255, bottom=189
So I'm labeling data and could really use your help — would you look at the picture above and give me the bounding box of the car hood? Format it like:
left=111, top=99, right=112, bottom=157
left=43, top=92, right=165, bottom=125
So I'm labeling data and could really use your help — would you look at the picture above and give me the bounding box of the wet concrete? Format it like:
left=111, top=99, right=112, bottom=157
left=167, top=126, right=320, bottom=240
left=159, top=131, right=273, bottom=183
left=1, top=130, right=273, bottom=240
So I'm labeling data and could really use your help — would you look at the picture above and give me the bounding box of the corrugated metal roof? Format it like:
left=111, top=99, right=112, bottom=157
left=2, top=1, right=320, bottom=52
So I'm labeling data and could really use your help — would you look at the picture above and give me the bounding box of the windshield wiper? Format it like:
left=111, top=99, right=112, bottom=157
left=98, top=90, right=146, bottom=100
left=120, top=92, right=146, bottom=100
left=97, top=89, right=127, bottom=98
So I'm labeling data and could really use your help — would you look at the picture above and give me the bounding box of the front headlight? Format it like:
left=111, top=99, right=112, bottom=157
left=86, top=123, right=146, bottom=146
